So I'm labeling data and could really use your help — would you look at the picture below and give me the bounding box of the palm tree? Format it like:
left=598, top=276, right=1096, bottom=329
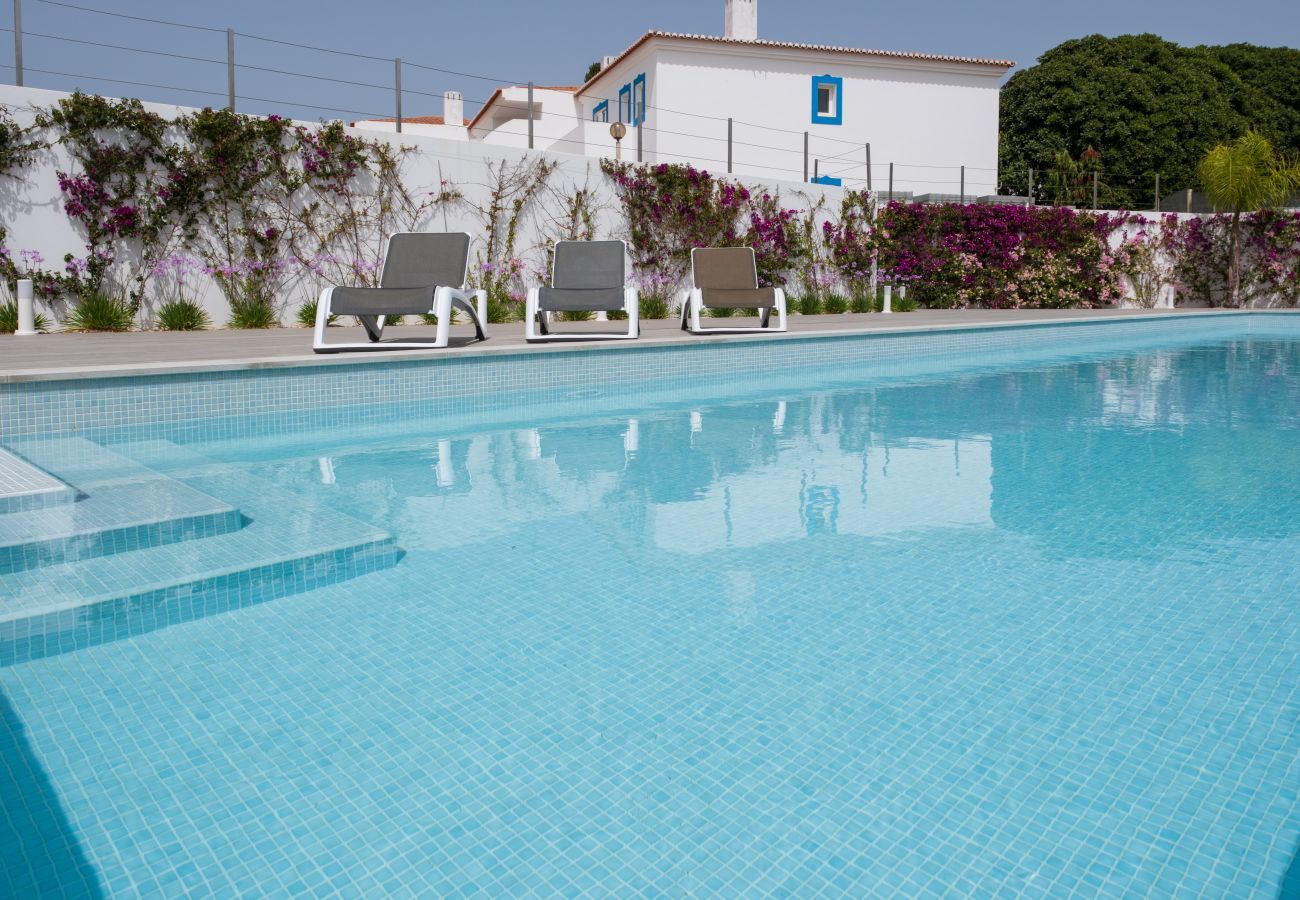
left=1197, top=131, right=1300, bottom=306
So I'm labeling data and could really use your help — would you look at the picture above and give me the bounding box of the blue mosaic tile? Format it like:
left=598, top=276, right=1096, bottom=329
left=0, top=321, right=1298, bottom=896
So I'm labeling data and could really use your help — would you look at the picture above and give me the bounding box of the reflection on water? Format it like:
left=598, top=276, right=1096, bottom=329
left=254, top=340, right=1300, bottom=562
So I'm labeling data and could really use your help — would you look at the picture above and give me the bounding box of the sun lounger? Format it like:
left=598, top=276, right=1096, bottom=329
left=681, top=246, right=787, bottom=334
left=525, top=240, right=638, bottom=342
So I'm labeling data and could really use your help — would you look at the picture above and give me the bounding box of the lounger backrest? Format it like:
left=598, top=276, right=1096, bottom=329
left=692, top=247, right=758, bottom=290
left=381, top=233, right=471, bottom=290
left=553, top=240, right=625, bottom=290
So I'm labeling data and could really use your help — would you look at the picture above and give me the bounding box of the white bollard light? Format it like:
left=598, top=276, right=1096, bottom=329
left=882, top=284, right=892, bottom=315
left=15, top=278, right=38, bottom=335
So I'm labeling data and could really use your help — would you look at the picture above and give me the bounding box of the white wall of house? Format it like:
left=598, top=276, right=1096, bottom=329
left=578, top=40, right=1005, bottom=194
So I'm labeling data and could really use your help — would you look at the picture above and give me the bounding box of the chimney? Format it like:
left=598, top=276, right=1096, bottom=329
left=443, top=91, right=464, bottom=126
left=724, top=0, right=757, bottom=41
left=601, top=55, right=616, bottom=70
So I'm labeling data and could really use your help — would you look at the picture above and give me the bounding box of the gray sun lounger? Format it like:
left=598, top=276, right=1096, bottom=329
left=681, top=246, right=787, bottom=334
left=525, top=239, right=639, bottom=341
left=313, top=232, right=487, bottom=352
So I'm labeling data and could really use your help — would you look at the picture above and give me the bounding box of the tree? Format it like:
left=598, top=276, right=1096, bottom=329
left=584, top=61, right=602, bottom=83
left=1000, top=35, right=1300, bottom=209
left=1197, top=131, right=1300, bottom=306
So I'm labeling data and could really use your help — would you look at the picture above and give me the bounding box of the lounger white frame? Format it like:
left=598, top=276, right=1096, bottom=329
left=680, top=247, right=787, bottom=335
left=525, top=239, right=639, bottom=342
left=313, top=232, right=487, bottom=353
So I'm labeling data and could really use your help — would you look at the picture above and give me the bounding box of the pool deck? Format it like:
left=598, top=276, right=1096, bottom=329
left=0, top=308, right=1261, bottom=383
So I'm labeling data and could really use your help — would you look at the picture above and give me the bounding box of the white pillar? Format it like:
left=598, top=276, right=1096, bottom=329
left=882, top=284, right=892, bottom=315
left=15, top=278, right=37, bottom=335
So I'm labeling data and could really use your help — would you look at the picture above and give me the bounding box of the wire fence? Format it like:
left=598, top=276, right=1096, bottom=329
left=4, top=0, right=1188, bottom=208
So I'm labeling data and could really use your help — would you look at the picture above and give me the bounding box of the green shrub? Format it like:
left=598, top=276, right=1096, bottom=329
left=0, top=301, right=51, bottom=333
left=850, top=293, right=879, bottom=313
left=156, top=298, right=211, bottom=331
left=739, top=307, right=759, bottom=317
left=639, top=296, right=671, bottom=319
left=559, top=309, right=594, bottom=322
left=707, top=306, right=735, bottom=318
left=893, top=294, right=919, bottom=312
left=608, top=308, right=628, bottom=321
left=795, top=295, right=822, bottom=315
left=227, top=298, right=278, bottom=329
left=64, top=293, right=135, bottom=332
left=485, top=295, right=519, bottom=324
left=295, top=299, right=335, bottom=328
left=822, top=294, right=848, bottom=314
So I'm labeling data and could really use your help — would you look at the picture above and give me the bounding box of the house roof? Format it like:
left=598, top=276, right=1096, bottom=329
left=352, top=115, right=448, bottom=125
left=466, top=85, right=581, bottom=131
left=578, top=31, right=1015, bottom=96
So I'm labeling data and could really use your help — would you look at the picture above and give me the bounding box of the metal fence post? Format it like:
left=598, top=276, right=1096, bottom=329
left=226, top=28, right=235, bottom=111
left=888, top=162, right=894, bottom=201
left=394, top=58, right=402, bottom=133
left=527, top=82, right=534, bottom=150
left=1027, top=166, right=1033, bottom=207
left=813, top=159, right=819, bottom=183
left=1154, top=173, right=1160, bottom=212
left=865, top=142, right=872, bottom=192
left=636, top=122, right=642, bottom=162
left=726, top=117, right=732, bottom=173
left=803, top=131, right=809, bottom=183
left=960, top=165, right=965, bottom=204
left=1092, top=170, right=1099, bottom=210
left=12, top=0, right=22, bottom=87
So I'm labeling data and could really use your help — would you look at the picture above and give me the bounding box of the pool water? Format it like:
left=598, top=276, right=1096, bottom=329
left=2, top=335, right=1299, bottom=897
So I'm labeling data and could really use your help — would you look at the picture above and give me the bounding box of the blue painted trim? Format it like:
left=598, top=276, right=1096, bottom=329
left=618, top=84, right=632, bottom=123
left=592, top=100, right=609, bottom=123
left=811, top=75, right=843, bottom=125
left=812, top=175, right=843, bottom=187
left=632, top=73, right=647, bottom=126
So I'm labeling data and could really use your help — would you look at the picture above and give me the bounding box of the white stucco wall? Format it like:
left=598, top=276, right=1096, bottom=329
left=0, top=84, right=844, bottom=326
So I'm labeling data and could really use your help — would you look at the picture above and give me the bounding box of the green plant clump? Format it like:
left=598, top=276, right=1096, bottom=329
left=295, top=298, right=336, bottom=328
left=850, top=293, right=879, bottom=313
left=796, top=295, right=822, bottom=315
left=892, top=294, right=919, bottom=312
left=639, top=296, right=671, bottom=319
left=558, top=309, right=593, bottom=322
left=227, top=299, right=279, bottom=329
left=155, top=298, right=210, bottom=331
left=822, top=294, right=848, bottom=314
left=0, top=301, right=51, bottom=333
left=707, top=306, right=735, bottom=318
left=64, top=293, right=135, bottom=332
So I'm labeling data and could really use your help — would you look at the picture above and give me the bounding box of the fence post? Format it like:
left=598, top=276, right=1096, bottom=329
left=813, top=159, right=819, bottom=183
left=226, top=28, right=235, bottom=111
left=803, top=131, right=809, bottom=183
left=726, top=117, right=733, bottom=173
left=1092, top=170, right=1099, bottom=210
left=1154, top=173, right=1160, bottom=212
left=527, top=82, right=534, bottom=150
left=12, top=0, right=21, bottom=87
left=865, top=142, right=872, bottom=192
left=869, top=199, right=879, bottom=305
left=960, top=165, right=965, bottom=204
left=888, top=162, right=894, bottom=201
left=394, top=58, right=402, bottom=133
left=636, top=122, right=642, bottom=162
left=1027, top=166, right=1033, bottom=207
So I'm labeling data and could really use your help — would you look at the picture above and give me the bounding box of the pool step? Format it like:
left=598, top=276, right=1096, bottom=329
left=0, top=440, right=400, bottom=665
left=0, top=446, right=78, bottom=513
left=0, top=438, right=243, bottom=574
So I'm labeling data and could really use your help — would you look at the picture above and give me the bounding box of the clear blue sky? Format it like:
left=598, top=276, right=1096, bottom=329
left=6, top=0, right=1298, bottom=122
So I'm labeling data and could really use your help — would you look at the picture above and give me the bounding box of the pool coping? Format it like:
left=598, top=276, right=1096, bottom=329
left=0, top=308, right=1287, bottom=384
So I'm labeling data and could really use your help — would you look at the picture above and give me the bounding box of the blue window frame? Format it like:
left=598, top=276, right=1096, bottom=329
left=592, top=100, right=609, bottom=123
left=811, top=75, right=843, bottom=125
left=632, top=73, right=646, bottom=126
left=618, top=84, right=632, bottom=123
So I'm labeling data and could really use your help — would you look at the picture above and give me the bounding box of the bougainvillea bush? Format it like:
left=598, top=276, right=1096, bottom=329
left=832, top=201, right=1126, bottom=309
left=1164, top=210, right=1300, bottom=307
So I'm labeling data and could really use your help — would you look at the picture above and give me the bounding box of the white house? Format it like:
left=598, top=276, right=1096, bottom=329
left=354, top=0, right=1013, bottom=196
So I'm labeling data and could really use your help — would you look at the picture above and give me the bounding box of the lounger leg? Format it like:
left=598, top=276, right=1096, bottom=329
left=357, top=314, right=384, bottom=342
left=525, top=288, right=540, bottom=341
left=474, top=289, right=488, bottom=334
left=313, top=287, right=334, bottom=352
left=774, top=288, right=788, bottom=331
left=625, top=287, right=640, bottom=338
left=691, top=289, right=705, bottom=333
left=433, top=286, right=453, bottom=348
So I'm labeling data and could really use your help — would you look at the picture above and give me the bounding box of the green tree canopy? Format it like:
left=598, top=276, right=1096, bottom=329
left=999, top=34, right=1300, bottom=209
left=584, top=61, right=602, bottom=83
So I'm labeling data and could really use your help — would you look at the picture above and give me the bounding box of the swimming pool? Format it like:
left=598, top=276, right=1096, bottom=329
left=2, top=315, right=1299, bottom=897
